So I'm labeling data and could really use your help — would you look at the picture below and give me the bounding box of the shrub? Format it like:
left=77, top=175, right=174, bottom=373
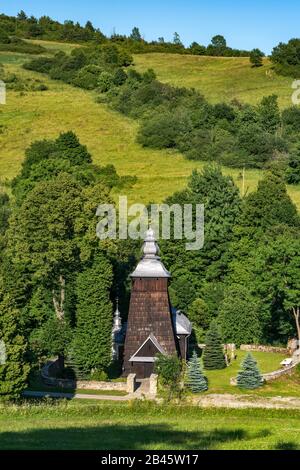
left=137, top=111, right=192, bottom=149
left=97, top=71, right=114, bottom=93
left=0, top=39, right=45, bottom=54
left=155, top=354, right=183, bottom=400
left=90, top=369, right=108, bottom=381
left=0, top=29, right=10, bottom=44
left=24, top=57, right=55, bottom=74
left=72, top=65, right=103, bottom=90
left=250, top=48, right=264, bottom=67
left=186, top=350, right=208, bottom=393
left=285, top=151, right=300, bottom=184
left=237, top=123, right=276, bottom=166
left=113, top=68, right=127, bottom=86
left=282, top=107, right=300, bottom=132
left=237, top=353, right=264, bottom=389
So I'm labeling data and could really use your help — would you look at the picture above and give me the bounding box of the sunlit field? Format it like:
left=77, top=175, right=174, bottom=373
left=0, top=48, right=300, bottom=209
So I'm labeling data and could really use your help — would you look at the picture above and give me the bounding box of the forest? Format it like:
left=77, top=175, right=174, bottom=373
left=0, top=130, right=299, bottom=398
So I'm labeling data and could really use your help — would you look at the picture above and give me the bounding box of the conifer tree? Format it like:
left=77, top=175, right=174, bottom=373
left=203, top=320, right=226, bottom=370
left=237, top=353, right=264, bottom=389
left=186, top=350, right=208, bottom=393
left=0, top=296, right=30, bottom=400
left=71, top=252, right=113, bottom=374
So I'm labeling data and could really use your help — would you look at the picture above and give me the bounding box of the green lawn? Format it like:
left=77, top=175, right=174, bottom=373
left=134, top=53, right=294, bottom=108
left=0, top=401, right=299, bottom=450
left=202, top=350, right=300, bottom=397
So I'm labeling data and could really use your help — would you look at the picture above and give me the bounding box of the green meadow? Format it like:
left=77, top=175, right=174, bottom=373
left=0, top=402, right=299, bottom=450
left=134, top=54, right=295, bottom=108
left=0, top=46, right=300, bottom=209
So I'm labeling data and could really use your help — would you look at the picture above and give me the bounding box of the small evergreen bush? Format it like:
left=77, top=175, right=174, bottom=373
left=237, top=353, right=264, bottom=389
left=186, top=350, right=208, bottom=393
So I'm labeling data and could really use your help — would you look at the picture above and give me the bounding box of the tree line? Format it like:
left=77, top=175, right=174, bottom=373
left=3, top=10, right=300, bottom=70
left=0, top=132, right=137, bottom=399
left=0, top=11, right=252, bottom=57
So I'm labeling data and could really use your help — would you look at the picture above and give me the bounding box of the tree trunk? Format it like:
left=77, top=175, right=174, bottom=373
left=52, top=275, right=65, bottom=321
left=52, top=275, right=66, bottom=368
left=292, top=306, right=300, bottom=346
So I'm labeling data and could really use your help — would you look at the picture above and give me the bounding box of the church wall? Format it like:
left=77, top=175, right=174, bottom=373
left=123, top=277, right=178, bottom=378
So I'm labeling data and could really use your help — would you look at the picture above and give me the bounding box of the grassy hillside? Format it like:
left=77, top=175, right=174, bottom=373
left=134, top=54, right=294, bottom=108
left=1, top=48, right=300, bottom=209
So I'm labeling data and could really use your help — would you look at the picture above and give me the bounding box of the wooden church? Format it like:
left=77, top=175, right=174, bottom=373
left=122, top=228, right=192, bottom=378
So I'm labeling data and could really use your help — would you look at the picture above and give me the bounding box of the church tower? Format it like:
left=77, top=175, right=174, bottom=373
left=123, top=228, right=178, bottom=378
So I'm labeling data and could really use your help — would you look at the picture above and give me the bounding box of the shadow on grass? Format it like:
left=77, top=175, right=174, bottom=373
left=274, top=441, right=299, bottom=450
left=0, top=424, right=271, bottom=450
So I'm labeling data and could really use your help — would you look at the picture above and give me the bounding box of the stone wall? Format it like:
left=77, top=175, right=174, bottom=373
left=41, top=360, right=75, bottom=389
left=76, top=380, right=127, bottom=391
left=240, top=344, right=288, bottom=354
left=41, top=358, right=128, bottom=392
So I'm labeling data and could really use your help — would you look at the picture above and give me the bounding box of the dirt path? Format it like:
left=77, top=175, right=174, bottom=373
left=23, top=391, right=131, bottom=401
left=23, top=390, right=300, bottom=409
left=194, top=393, right=300, bottom=410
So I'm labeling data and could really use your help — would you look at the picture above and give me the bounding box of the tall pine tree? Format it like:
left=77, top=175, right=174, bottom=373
left=0, top=296, right=30, bottom=400
left=203, top=320, right=226, bottom=370
left=71, top=252, right=113, bottom=374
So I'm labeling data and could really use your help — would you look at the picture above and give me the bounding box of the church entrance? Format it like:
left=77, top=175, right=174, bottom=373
left=133, top=362, right=154, bottom=379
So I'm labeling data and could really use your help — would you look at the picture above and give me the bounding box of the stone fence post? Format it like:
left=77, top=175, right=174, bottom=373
left=127, top=373, right=136, bottom=394
left=149, top=374, right=158, bottom=396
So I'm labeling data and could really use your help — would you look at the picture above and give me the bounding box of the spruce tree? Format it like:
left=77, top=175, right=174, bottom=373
left=186, top=350, right=208, bottom=393
left=237, top=353, right=264, bottom=389
left=0, top=296, right=30, bottom=400
left=71, top=252, right=113, bottom=374
left=203, top=320, right=226, bottom=370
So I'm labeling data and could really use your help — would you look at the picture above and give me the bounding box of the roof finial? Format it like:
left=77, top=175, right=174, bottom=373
left=143, top=226, right=159, bottom=258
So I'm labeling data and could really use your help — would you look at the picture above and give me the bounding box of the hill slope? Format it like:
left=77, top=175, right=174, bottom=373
left=134, top=54, right=294, bottom=108
left=0, top=47, right=300, bottom=209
